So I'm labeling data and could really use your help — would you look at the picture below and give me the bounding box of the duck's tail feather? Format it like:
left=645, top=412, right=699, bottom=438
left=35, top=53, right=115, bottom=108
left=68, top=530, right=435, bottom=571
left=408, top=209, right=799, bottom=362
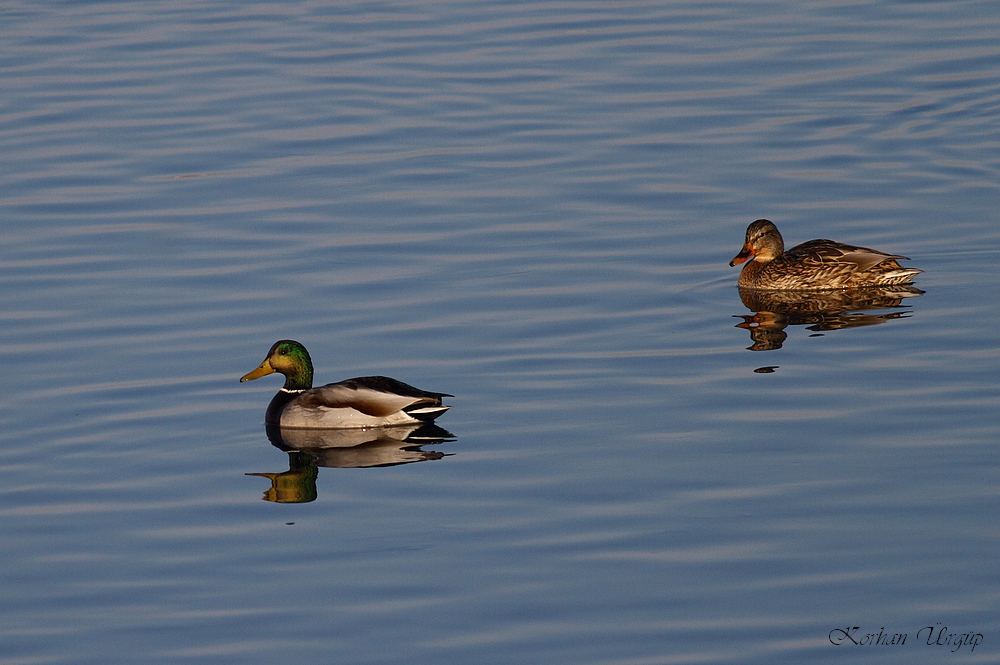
left=404, top=403, right=451, bottom=422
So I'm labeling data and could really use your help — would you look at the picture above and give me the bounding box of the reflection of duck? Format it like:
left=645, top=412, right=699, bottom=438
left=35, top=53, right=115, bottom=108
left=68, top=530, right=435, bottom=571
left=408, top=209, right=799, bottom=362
left=735, top=285, right=924, bottom=351
left=240, top=340, right=452, bottom=428
left=246, top=452, right=319, bottom=504
left=729, top=219, right=921, bottom=290
left=247, top=423, right=455, bottom=503
left=264, top=422, right=454, bottom=468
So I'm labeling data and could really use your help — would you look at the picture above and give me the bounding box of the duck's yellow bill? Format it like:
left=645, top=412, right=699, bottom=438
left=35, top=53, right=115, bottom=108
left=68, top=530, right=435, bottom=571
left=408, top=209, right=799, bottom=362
left=241, top=359, right=275, bottom=382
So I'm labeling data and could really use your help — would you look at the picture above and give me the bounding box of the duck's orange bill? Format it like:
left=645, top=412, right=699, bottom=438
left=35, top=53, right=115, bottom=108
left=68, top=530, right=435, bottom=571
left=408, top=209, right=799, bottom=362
left=729, top=244, right=754, bottom=267
left=241, top=359, right=275, bottom=382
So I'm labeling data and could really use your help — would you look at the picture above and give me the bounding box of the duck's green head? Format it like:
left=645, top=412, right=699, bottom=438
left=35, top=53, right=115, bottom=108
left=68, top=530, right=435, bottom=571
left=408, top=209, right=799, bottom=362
left=240, top=339, right=314, bottom=390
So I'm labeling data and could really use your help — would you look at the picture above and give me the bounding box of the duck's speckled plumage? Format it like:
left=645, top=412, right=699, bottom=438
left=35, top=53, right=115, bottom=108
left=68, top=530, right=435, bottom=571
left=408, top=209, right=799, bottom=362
left=729, top=219, right=921, bottom=290
left=241, top=340, right=451, bottom=429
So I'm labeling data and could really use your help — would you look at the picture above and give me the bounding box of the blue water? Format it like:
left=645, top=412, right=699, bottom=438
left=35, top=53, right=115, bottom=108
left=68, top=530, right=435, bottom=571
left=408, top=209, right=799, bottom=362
left=2, top=1, right=998, bottom=663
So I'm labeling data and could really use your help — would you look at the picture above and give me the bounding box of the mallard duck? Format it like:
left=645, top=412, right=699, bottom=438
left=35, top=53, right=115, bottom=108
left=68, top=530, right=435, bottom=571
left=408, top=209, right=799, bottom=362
left=240, top=340, right=452, bottom=429
left=729, top=219, right=921, bottom=290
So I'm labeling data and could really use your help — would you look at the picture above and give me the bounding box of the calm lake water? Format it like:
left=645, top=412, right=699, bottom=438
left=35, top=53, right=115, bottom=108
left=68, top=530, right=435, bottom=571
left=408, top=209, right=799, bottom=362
left=2, top=1, right=999, bottom=663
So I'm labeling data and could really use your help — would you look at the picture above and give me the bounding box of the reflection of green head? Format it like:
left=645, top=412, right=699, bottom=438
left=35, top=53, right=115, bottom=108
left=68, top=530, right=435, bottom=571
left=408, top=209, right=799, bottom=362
left=247, top=452, right=319, bottom=504
left=240, top=339, right=314, bottom=390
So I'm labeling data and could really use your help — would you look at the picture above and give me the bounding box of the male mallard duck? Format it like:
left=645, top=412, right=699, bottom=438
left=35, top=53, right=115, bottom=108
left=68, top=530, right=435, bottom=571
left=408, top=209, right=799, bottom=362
left=240, top=340, right=451, bottom=429
left=729, top=219, right=921, bottom=290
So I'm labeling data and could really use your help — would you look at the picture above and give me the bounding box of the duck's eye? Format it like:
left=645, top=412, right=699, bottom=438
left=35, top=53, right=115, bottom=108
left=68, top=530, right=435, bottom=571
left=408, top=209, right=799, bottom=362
left=279, top=348, right=287, bottom=355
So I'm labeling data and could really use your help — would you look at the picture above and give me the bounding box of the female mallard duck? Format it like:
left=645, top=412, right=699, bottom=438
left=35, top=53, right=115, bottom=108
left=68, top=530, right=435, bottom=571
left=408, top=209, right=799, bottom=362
left=240, top=340, right=451, bottom=429
left=729, top=219, right=921, bottom=290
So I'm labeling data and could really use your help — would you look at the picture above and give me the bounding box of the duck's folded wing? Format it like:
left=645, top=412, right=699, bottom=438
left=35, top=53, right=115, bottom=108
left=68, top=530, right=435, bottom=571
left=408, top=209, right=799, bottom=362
left=301, top=377, right=447, bottom=418
left=792, top=240, right=909, bottom=271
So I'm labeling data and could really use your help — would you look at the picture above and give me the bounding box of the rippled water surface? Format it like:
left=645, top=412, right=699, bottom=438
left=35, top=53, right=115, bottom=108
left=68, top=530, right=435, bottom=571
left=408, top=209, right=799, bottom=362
left=3, top=1, right=999, bottom=663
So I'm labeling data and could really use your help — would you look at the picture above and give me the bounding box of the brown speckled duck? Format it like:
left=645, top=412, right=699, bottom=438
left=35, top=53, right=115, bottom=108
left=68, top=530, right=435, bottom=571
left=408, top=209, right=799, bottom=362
left=729, top=219, right=921, bottom=290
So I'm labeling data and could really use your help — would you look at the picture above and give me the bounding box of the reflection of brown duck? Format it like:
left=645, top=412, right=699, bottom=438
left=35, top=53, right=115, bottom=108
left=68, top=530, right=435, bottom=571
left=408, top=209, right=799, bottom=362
left=247, top=423, right=455, bottom=503
left=730, top=219, right=921, bottom=290
left=735, top=285, right=923, bottom=351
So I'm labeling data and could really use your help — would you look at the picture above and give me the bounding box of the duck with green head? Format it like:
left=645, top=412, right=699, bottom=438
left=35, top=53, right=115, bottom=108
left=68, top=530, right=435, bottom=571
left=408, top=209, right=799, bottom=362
left=241, top=340, right=452, bottom=429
